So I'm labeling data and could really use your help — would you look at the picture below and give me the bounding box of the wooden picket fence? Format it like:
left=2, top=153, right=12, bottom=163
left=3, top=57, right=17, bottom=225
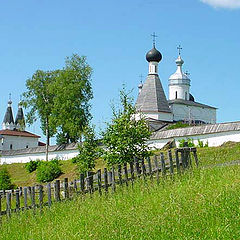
left=0, top=147, right=198, bottom=219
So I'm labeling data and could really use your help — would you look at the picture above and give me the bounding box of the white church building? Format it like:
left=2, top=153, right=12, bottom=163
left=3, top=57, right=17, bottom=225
left=136, top=43, right=216, bottom=125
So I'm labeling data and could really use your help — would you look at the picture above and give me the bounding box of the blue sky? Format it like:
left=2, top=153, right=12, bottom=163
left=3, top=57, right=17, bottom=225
left=0, top=0, right=239, bottom=143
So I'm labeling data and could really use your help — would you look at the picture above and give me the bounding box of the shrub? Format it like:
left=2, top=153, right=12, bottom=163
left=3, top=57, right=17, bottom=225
left=167, top=122, right=189, bottom=130
left=36, top=159, right=62, bottom=183
left=25, top=160, right=41, bottom=173
left=0, top=168, right=14, bottom=190
left=179, top=138, right=195, bottom=147
left=197, top=139, right=209, bottom=148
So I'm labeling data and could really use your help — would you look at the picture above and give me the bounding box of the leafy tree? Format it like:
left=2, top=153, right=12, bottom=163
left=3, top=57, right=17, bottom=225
left=72, top=125, right=101, bottom=174
left=22, top=70, right=59, bottom=160
left=53, top=55, right=93, bottom=144
left=102, top=89, right=152, bottom=167
left=0, top=168, right=14, bottom=190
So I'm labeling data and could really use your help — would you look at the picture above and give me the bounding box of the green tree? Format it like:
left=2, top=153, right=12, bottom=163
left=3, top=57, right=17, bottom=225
left=23, top=70, right=58, bottom=161
left=102, top=89, right=152, bottom=167
left=72, top=125, right=101, bottom=174
left=53, top=54, right=93, bottom=144
left=0, top=168, right=14, bottom=190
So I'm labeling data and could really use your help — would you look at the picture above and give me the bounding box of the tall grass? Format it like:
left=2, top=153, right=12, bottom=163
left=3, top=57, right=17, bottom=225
left=1, top=165, right=240, bottom=239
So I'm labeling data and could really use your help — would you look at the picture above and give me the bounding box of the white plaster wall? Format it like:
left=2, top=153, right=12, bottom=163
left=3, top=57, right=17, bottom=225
left=148, top=130, right=240, bottom=150
left=169, top=85, right=190, bottom=100
left=0, top=149, right=79, bottom=164
left=0, top=135, right=39, bottom=151
left=135, top=112, right=173, bottom=122
left=171, top=104, right=216, bottom=124
left=148, top=62, right=158, bottom=74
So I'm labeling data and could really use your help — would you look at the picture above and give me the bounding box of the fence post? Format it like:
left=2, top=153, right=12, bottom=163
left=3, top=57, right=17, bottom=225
left=47, top=183, right=52, bottom=207
left=123, top=163, right=129, bottom=186
left=80, top=174, right=85, bottom=194
left=175, top=149, right=181, bottom=174
left=55, top=180, right=61, bottom=202
left=135, top=158, right=141, bottom=178
left=73, top=179, right=77, bottom=192
left=39, top=185, right=43, bottom=210
left=168, top=150, right=174, bottom=175
left=24, top=187, right=28, bottom=209
left=129, top=161, right=134, bottom=186
left=192, top=148, right=199, bottom=167
left=112, top=166, right=116, bottom=193
left=15, top=189, right=20, bottom=211
left=6, top=192, right=11, bottom=218
left=31, top=186, right=36, bottom=210
left=180, top=150, right=185, bottom=169
left=160, top=153, right=166, bottom=177
left=141, top=158, right=147, bottom=179
left=118, top=165, right=123, bottom=186
left=0, top=193, right=2, bottom=216
left=154, top=155, right=160, bottom=184
left=64, top=178, right=69, bottom=199
left=147, top=156, right=153, bottom=179
left=104, top=168, right=108, bottom=193
left=86, top=172, right=91, bottom=195
left=97, top=169, right=102, bottom=195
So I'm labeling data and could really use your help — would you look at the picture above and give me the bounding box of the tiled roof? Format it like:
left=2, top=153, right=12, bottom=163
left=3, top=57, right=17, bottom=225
left=3, top=106, right=14, bottom=124
left=151, top=121, right=240, bottom=140
left=0, top=130, right=40, bottom=138
left=136, top=74, right=171, bottom=113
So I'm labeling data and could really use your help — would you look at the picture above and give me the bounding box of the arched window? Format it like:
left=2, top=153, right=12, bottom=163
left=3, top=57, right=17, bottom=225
left=10, top=144, right=13, bottom=150
left=175, top=91, right=177, bottom=99
left=185, top=92, right=187, bottom=100
left=26, top=145, right=29, bottom=149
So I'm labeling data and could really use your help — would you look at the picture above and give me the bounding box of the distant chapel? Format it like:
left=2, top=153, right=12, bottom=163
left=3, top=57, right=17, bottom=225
left=136, top=42, right=216, bottom=129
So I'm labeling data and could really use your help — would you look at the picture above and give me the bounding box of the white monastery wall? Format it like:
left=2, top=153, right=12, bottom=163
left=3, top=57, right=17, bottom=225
left=171, top=104, right=216, bottom=124
left=0, top=136, right=39, bottom=151
left=169, top=84, right=190, bottom=101
left=135, top=112, right=173, bottom=122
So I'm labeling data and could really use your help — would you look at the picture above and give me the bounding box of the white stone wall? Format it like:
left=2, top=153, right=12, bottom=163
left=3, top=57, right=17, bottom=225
left=148, top=130, right=240, bottom=150
left=148, top=61, right=158, bottom=74
left=0, top=135, right=39, bottom=151
left=170, top=103, right=216, bottom=124
left=135, top=112, right=173, bottom=122
left=0, top=149, right=79, bottom=165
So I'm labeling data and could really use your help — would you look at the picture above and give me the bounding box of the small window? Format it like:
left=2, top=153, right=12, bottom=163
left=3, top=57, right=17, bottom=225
left=185, top=92, right=187, bottom=100
left=26, top=145, right=29, bottom=149
left=10, top=144, right=13, bottom=150
left=175, top=91, right=178, bottom=99
left=155, top=65, right=157, bottom=73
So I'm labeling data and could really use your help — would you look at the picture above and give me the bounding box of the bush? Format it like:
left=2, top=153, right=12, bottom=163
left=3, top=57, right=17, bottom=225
left=179, top=138, right=195, bottom=147
left=167, top=122, right=189, bottom=130
left=25, top=160, right=41, bottom=173
left=36, top=159, right=62, bottom=183
left=197, top=139, right=209, bottom=148
left=0, top=168, right=14, bottom=190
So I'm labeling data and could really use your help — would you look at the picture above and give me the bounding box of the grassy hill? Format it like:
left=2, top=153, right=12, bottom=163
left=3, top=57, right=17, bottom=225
left=0, top=141, right=240, bottom=187
left=1, top=163, right=240, bottom=239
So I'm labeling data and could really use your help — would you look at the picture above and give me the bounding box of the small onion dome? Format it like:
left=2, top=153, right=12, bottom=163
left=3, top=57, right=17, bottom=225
left=146, top=47, right=162, bottom=62
left=175, top=55, right=184, bottom=66
left=189, top=94, right=195, bottom=102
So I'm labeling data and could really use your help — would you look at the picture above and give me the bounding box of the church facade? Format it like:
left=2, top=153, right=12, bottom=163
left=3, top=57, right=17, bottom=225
left=0, top=100, right=41, bottom=151
left=136, top=43, right=216, bottom=126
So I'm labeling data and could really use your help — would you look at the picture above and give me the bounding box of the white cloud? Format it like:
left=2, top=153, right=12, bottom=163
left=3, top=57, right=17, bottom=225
left=200, top=0, right=240, bottom=9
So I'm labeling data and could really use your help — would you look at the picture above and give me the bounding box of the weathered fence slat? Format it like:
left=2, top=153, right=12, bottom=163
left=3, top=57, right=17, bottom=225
left=123, top=163, right=129, bottom=186
left=154, top=155, right=160, bottom=184
left=118, top=165, right=123, bottom=186
left=112, top=167, right=116, bottom=193
left=147, top=156, right=153, bottom=179
left=80, top=174, right=85, bottom=194
left=0, top=193, right=2, bottom=216
left=141, top=159, right=147, bottom=179
left=16, top=189, right=20, bottom=211
left=192, top=149, right=199, bottom=167
left=97, top=169, right=102, bottom=195
left=160, top=153, right=166, bottom=177
left=180, top=150, right=185, bottom=169
left=39, top=185, right=43, bottom=209
left=104, top=168, right=108, bottom=193
left=168, top=150, right=174, bottom=175
left=175, top=150, right=181, bottom=174
left=47, top=183, right=52, bottom=207
left=64, top=178, right=69, bottom=199
left=24, top=187, right=28, bottom=209
left=31, top=186, right=36, bottom=209
left=55, top=180, right=61, bottom=202
left=73, top=179, right=77, bottom=192
left=6, top=192, right=11, bottom=218
left=135, top=158, right=141, bottom=178
left=130, top=161, right=134, bottom=185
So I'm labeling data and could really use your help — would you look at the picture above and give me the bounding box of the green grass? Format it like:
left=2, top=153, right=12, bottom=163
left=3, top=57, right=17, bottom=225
left=1, top=165, right=240, bottom=239
left=1, top=141, right=240, bottom=187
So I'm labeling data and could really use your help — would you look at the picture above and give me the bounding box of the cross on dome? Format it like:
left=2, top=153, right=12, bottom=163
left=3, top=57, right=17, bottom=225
left=151, top=32, right=158, bottom=47
left=177, top=45, right=182, bottom=56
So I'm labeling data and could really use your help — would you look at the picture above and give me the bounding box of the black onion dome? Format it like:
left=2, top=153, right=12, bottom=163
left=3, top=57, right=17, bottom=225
left=146, top=47, right=162, bottom=62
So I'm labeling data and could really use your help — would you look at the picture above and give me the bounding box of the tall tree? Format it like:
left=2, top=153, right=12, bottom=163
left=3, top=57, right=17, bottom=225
left=53, top=54, right=93, bottom=144
left=23, top=70, right=58, bottom=160
left=102, top=89, right=152, bottom=167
